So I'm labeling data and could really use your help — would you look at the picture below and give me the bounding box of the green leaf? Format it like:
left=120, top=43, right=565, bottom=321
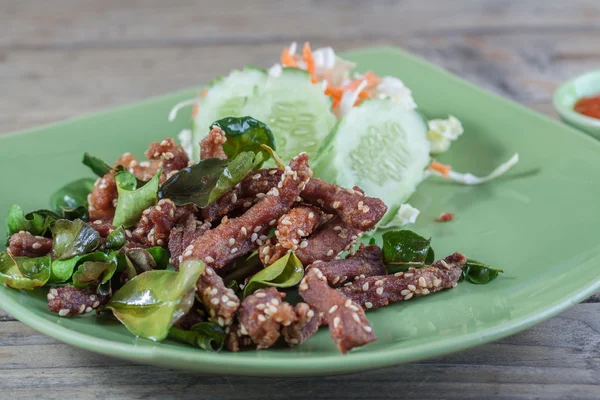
left=51, top=219, right=100, bottom=260
left=212, top=116, right=276, bottom=162
left=105, top=259, right=205, bottom=341
left=114, top=167, right=138, bottom=191
left=50, top=178, right=96, bottom=211
left=243, top=252, right=304, bottom=298
left=122, top=247, right=169, bottom=276
left=82, top=153, right=112, bottom=177
left=168, top=322, right=226, bottom=351
left=158, top=158, right=229, bottom=207
left=462, top=259, right=504, bottom=285
left=49, top=251, right=116, bottom=284
left=72, top=260, right=117, bottom=288
left=382, top=230, right=435, bottom=273
left=113, top=169, right=161, bottom=228
left=5, top=205, right=56, bottom=244
left=207, top=151, right=263, bottom=204
left=59, top=206, right=89, bottom=222
left=0, top=252, right=51, bottom=290
left=103, top=226, right=127, bottom=251
left=146, top=247, right=170, bottom=269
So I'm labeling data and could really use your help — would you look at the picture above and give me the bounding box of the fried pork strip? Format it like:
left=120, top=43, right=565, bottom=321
left=88, top=173, right=118, bottom=221
left=130, top=199, right=176, bottom=248
left=183, top=153, right=312, bottom=269
left=338, top=252, right=467, bottom=310
left=200, top=168, right=282, bottom=223
left=196, top=266, right=240, bottom=327
left=200, top=126, right=228, bottom=160
left=145, top=138, right=190, bottom=179
left=115, top=152, right=161, bottom=182
left=281, top=302, right=320, bottom=346
left=294, top=216, right=361, bottom=266
left=8, top=232, right=52, bottom=257
left=168, top=205, right=211, bottom=267
left=236, top=287, right=297, bottom=349
left=301, top=178, right=387, bottom=231
left=308, top=244, right=386, bottom=287
left=47, top=286, right=109, bottom=317
left=299, top=268, right=376, bottom=354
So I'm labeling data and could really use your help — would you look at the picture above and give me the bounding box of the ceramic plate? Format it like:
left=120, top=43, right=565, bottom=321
left=1, top=47, right=599, bottom=376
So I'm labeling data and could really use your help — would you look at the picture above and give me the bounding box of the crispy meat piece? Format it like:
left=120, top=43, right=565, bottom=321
left=8, top=232, right=52, bottom=257
left=130, top=199, right=176, bottom=248
left=197, top=266, right=240, bottom=327
left=281, top=302, right=320, bottom=346
left=89, top=220, right=115, bottom=238
left=47, top=286, right=109, bottom=317
left=338, top=252, right=467, bottom=310
left=145, top=138, right=190, bottom=179
left=168, top=206, right=211, bottom=267
left=257, top=238, right=287, bottom=266
left=115, top=152, right=161, bottom=182
left=294, top=216, right=362, bottom=266
left=226, top=322, right=256, bottom=352
left=237, top=288, right=297, bottom=350
left=200, top=126, right=228, bottom=160
left=184, top=153, right=312, bottom=269
left=200, top=168, right=282, bottom=223
left=437, top=212, right=455, bottom=222
left=276, top=205, right=321, bottom=250
left=301, top=178, right=387, bottom=231
left=88, top=173, right=118, bottom=221
left=299, top=268, right=376, bottom=354
left=308, top=244, right=386, bottom=287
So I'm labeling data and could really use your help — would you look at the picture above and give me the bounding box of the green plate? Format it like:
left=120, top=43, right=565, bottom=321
left=1, top=47, right=599, bottom=376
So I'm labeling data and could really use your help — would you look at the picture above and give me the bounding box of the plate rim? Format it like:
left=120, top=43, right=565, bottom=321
left=2, top=45, right=600, bottom=376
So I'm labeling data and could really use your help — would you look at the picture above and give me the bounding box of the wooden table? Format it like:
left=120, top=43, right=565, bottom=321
left=1, top=1, right=599, bottom=398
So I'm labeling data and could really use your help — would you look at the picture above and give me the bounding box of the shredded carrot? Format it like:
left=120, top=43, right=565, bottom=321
left=192, top=102, right=199, bottom=119
left=280, top=47, right=298, bottom=68
left=202, top=89, right=208, bottom=97
left=429, top=161, right=452, bottom=178
left=303, top=42, right=317, bottom=83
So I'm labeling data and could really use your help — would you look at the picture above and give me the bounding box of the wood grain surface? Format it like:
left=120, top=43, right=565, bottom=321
left=1, top=1, right=599, bottom=398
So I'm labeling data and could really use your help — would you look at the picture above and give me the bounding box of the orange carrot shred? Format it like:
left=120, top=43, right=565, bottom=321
left=429, top=161, right=452, bottom=178
left=192, top=102, right=199, bottom=119
left=303, top=42, right=317, bottom=83
left=280, top=47, right=298, bottom=68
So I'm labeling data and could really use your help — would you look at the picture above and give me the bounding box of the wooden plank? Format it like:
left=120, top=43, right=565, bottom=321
left=0, top=304, right=597, bottom=398
left=1, top=0, right=600, bottom=49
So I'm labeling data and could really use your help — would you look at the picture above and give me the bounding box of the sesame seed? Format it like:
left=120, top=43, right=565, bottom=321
left=345, top=299, right=352, bottom=307
left=418, top=277, right=427, bottom=287
left=404, top=273, right=414, bottom=277
left=221, top=295, right=229, bottom=303
left=85, top=307, right=92, bottom=313
left=307, top=310, right=315, bottom=319
left=256, top=193, right=265, bottom=199
left=281, top=218, right=292, bottom=226
left=269, top=219, right=277, bottom=225
left=333, top=226, right=342, bottom=231
left=241, top=227, right=247, bottom=235
left=257, top=314, right=266, bottom=322
left=78, top=304, right=86, bottom=314
left=205, top=268, right=214, bottom=276
left=363, top=325, right=373, bottom=333
left=332, top=201, right=341, bottom=209
left=270, top=188, right=280, bottom=196
left=256, top=303, right=266, bottom=310
left=433, top=279, right=441, bottom=287
left=400, top=289, right=411, bottom=296
left=333, top=317, right=341, bottom=328
left=394, top=272, right=404, bottom=277
left=269, top=169, right=278, bottom=175
left=267, top=305, right=278, bottom=314
left=375, top=280, right=383, bottom=287
left=264, top=255, right=270, bottom=264
left=47, top=293, right=55, bottom=300
left=230, top=247, right=238, bottom=254
left=184, top=250, right=192, bottom=257
left=243, top=201, right=252, bottom=208
left=299, top=283, right=309, bottom=291
left=326, top=249, right=335, bottom=257
left=93, top=301, right=100, bottom=308
left=404, top=292, right=414, bottom=300
left=90, top=295, right=97, bottom=301
left=297, top=229, right=305, bottom=236
left=328, top=305, right=338, bottom=314
left=251, top=233, right=258, bottom=241
left=217, top=317, right=225, bottom=326
left=440, top=259, right=451, bottom=269
left=421, top=289, right=430, bottom=295
left=352, top=313, right=361, bottom=323
left=270, top=298, right=280, bottom=306
left=376, top=287, right=384, bottom=295
left=362, top=283, right=369, bottom=291
left=256, top=239, right=263, bottom=246
left=255, top=291, right=267, bottom=298
left=252, top=174, right=261, bottom=180
left=156, top=239, right=164, bottom=246
left=210, top=288, right=218, bottom=295
left=332, top=276, right=340, bottom=284
left=58, top=309, right=70, bottom=317
left=32, top=243, right=42, bottom=249
left=365, top=302, right=373, bottom=309
left=211, top=298, right=220, bottom=305
left=205, top=256, right=215, bottom=263
left=262, top=247, right=270, bottom=254
left=231, top=193, right=238, bottom=203
left=300, top=240, right=308, bottom=248
left=93, top=220, right=102, bottom=225
left=228, top=238, right=235, bottom=246
left=408, top=284, right=416, bottom=291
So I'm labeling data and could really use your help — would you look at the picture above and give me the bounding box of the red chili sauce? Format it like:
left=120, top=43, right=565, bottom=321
left=574, top=94, right=600, bottom=120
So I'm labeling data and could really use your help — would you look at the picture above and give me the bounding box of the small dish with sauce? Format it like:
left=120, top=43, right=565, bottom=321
left=553, top=70, right=600, bottom=139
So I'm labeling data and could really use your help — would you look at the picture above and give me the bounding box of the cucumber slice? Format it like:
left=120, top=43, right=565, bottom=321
left=313, top=99, right=431, bottom=217
left=240, top=68, right=336, bottom=162
left=192, top=67, right=267, bottom=160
